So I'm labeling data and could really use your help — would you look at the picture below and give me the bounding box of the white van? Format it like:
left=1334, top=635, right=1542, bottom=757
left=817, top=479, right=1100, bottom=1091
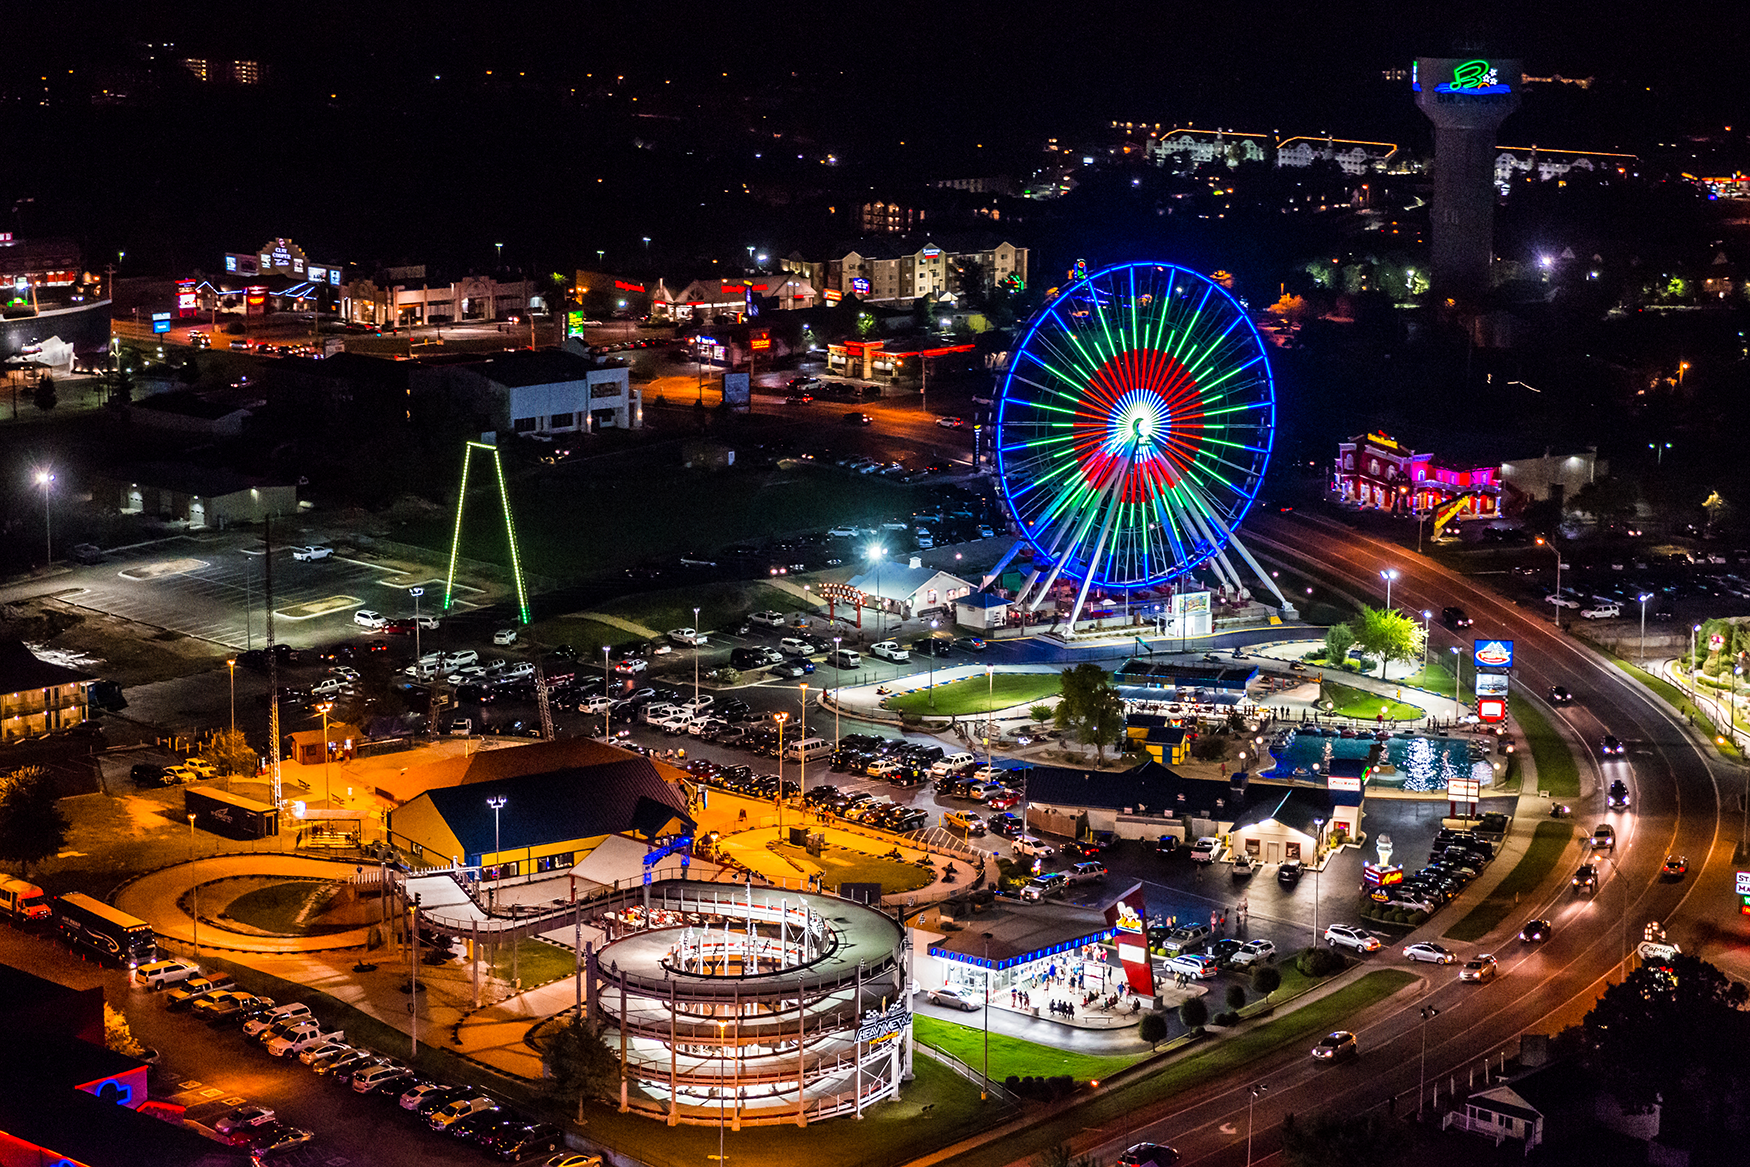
left=829, top=648, right=862, bottom=669
left=137, top=959, right=201, bottom=990
left=779, top=638, right=815, bottom=656
left=929, top=752, right=976, bottom=777
left=784, top=737, right=833, bottom=762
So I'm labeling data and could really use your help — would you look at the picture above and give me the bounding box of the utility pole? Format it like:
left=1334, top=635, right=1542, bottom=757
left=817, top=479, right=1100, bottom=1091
left=266, top=517, right=282, bottom=807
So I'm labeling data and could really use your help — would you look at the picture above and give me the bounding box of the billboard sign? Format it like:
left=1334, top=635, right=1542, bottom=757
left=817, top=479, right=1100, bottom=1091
left=176, top=280, right=198, bottom=318
left=1102, top=883, right=1154, bottom=996
left=1737, top=871, right=1750, bottom=896
left=722, top=372, right=751, bottom=412
left=151, top=312, right=171, bottom=335
left=1473, top=640, right=1514, bottom=669
left=1475, top=673, right=1509, bottom=698
left=1477, top=696, right=1507, bottom=723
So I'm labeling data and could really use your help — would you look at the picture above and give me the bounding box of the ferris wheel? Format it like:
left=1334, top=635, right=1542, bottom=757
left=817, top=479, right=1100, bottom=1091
left=989, top=260, right=1289, bottom=629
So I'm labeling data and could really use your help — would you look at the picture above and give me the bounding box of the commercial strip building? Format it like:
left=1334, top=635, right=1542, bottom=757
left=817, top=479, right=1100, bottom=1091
left=651, top=273, right=819, bottom=322
left=0, top=640, right=92, bottom=744
left=411, top=348, right=639, bottom=435
left=92, top=463, right=298, bottom=527
left=341, top=266, right=535, bottom=328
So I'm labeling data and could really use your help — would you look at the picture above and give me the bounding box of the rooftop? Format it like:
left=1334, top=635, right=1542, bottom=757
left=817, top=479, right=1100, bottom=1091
left=0, top=640, right=92, bottom=694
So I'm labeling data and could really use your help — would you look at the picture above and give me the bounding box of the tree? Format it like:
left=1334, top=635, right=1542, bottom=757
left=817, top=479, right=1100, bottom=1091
left=1281, top=1110, right=1409, bottom=1167
left=1225, top=983, right=1247, bottom=1012
left=104, top=364, right=133, bottom=408
left=1582, top=954, right=1750, bottom=1109
left=1178, top=996, right=1208, bottom=1033
left=0, top=766, right=70, bottom=875
left=1252, top=966, right=1282, bottom=996
left=32, top=375, right=56, bottom=411
left=1351, top=606, right=1422, bottom=679
left=1138, top=1010, right=1169, bottom=1050
left=104, top=1004, right=145, bottom=1057
left=200, top=729, right=257, bottom=778
left=1322, top=623, right=1354, bottom=665
left=179, top=352, right=201, bottom=386
left=1053, top=663, right=1126, bottom=764
left=1028, top=703, right=1052, bottom=725
left=1569, top=475, right=1637, bottom=528
left=544, top=1016, right=620, bottom=1119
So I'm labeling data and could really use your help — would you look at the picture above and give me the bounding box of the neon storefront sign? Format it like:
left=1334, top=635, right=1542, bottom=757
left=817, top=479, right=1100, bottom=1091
left=1412, top=59, right=1513, bottom=96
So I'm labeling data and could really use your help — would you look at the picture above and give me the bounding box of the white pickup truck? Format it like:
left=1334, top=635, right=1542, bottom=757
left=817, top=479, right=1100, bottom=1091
left=244, top=1002, right=312, bottom=1039
left=267, top=1021, right=344, bottom=1058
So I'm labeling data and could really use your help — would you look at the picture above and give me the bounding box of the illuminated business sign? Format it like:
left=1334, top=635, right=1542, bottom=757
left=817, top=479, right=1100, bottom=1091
left=749, top=330, right=771, bottom=352
left=1102, top=884, right=1155, bottom=996
left=1473, top=640, right=1514, bottom=668
left=245, top=285, right=267, bottom=316
left=857, top=1002, right=911, bottom=1045
left=1477, top=697, right=1507, bottom=723
left=176, top=279, right=198, bottom=317
left=1327, top=774, right=1363, bottom=793
left=1737, top=871, right=1750, bottom=896
left=225, top=253, right=260, bottom=277
left=151, top=312, right=171, bottom=335
left=1412, top=58, right=1513, bottom=96
left=1475, top=673, right=1509, bottom=698
left=1363, top=863, right=1404, bottom=887
left=921, top=246, right=943, bottom=258
left=850, top=277, right=871, bottom=296
left=614, top=280, right=645, bottom=293
left=823, top=288, right=842, bottom=304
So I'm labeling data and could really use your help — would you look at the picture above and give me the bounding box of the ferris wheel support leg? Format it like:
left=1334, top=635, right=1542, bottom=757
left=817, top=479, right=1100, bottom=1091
left=981, top=540, right=1028, bottom=592
left=1225, top=533, right=1296, bottom=615
left=1064, top=452, right=1134, bottom=634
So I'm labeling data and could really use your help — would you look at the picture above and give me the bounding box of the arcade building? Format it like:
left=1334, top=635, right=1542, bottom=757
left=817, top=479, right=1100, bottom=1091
left=1335, top=431, right=1499, bottom=520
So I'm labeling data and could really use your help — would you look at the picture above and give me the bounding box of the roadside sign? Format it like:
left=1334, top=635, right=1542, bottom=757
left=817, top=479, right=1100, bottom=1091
left=1477, top=697, right=1507, bottom=723
left=1474, top=640, right=1514, bottom=668
left=151, top=311, right=171, bottom=335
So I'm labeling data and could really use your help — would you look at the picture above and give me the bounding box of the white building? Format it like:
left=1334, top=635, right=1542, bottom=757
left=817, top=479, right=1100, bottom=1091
left=416, top=349, right=640, bottom=435
left=651, top=273, right=817, bottom=322
left=1494, top=147, right=1637, bottom=187
left=844, top=560, right=975, bottom=621
left=341, top=267, right=535, bottom=327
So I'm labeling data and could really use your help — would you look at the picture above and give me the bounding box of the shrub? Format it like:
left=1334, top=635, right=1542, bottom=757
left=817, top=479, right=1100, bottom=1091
left=1407, top=910, right=1430, bottom=926
left=1225, top=983, right=1247, bottom=1012
left=1252, top=966, right=1282, bottom=996
left=1139, top=1011, right=1169, bottom=1050
left=1005, top=1075, right=1021, bottom=1093
left=1192, top=735, right=1227, bottom=762
left=710, top=666, right=740, bottom=684
left=1178, top=996, right=1209, bottom=1032
left=1296, top=946, right=1345, bottom=978
left=1213, top=1010, right=1240, bottom=1027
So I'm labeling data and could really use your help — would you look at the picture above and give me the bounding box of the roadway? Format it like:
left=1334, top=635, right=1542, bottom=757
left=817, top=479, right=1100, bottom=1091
left=1035, top=510, right=1734, bottom=1165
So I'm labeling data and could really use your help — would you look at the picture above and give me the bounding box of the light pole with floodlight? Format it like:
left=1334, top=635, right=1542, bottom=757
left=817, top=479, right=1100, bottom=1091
left=410, top=587, right=425, bottom=664
left=35, top=470, right=53, bottom=564
left=693, top=605, right=702, bottom=715
left=487, top=796, right=507, bottom=887
left=866, top=544, right=886, bottom=639
left=1379, top=567, right=1398, bottom=611
left=716, top=1018, right=728, bottom=1164
left=797, top=683, right=809, bottom=805
left=1637, top=592, right=1653, bottom=665
left=188, top=812, right=198, bottom=958
left=1419, top=1005, right=1440, bottom=1111
left=1420, top=610, right=1432, bottom=679
left=832, top=636, right=842, bottom=749
left=1535, top=536, right=1564, bottom=626
left=1311, top=817, right=1323, bottom=942
left=928, top=617, right=939, bottom=706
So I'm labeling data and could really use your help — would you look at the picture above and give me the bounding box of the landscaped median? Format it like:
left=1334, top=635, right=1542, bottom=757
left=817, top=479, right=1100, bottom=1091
left=887, top=672, right=1061, bottom=717
left=1509, top=693, right=1579, bottom=797
left=919, top=968, right=1418, bottom=1167
left=912, top=1015, right=1143, bottom=1085
left=1442, top=821, right=1574, bottom=943
left=1320, top=678, right=1425, bottom=722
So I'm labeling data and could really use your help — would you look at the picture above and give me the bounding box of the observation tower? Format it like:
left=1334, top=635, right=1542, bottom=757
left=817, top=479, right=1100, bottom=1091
left=1414, top=55, right=1521, bottom=295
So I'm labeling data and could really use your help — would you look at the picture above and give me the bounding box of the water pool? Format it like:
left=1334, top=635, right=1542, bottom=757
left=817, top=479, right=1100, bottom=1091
left=1265, top=730, right=1492, bottom=792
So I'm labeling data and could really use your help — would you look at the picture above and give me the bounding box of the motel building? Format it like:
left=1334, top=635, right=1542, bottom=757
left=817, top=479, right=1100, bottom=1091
left=1335, top=431, right=1500, bottom=519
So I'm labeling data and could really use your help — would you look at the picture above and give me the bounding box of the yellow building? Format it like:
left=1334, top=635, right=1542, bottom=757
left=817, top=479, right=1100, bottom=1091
left=0, top=641, right=91, bottom=744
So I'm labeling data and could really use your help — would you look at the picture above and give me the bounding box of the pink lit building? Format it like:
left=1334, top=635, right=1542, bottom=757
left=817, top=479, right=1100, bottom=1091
left=1335, top=431, right=1499, bottom=519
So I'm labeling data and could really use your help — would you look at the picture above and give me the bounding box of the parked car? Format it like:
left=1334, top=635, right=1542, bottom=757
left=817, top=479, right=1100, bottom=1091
left=668, top=627, right=708, bottom=647
left=291, top=545, right=334, bottom=561
left=492, top=628, right=518, bottom=646
left=1156, top=924, right=1212, bottom=956
left=1011, top=835, right=1055, bottom=860
left=1581, top=602, right=1622, bottom=620
left=353, top=610, right=387, bottom=630
left=747, top=610, right=785, bottom=627
left=137, top=959, right=201, bottom=990
left=1230, top=939, right=1276, bottom=967
left=1276, top=859, right=1303, bottom=886
left=1189, top=837, right=1220, bottom=863
left=214, top=1105, right=277, bottom=1137
left=1163, top=953, right=1218, bottom=980
left=870, top=640, right=909, bottom=662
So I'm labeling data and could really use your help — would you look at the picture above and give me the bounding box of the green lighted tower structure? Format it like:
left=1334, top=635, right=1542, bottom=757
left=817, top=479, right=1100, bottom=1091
left=444, top=439, right=531, bottom=624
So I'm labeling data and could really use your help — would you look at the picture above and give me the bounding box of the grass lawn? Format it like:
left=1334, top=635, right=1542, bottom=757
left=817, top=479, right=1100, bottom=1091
left=489, top=938, right=580, bottom=986
left=1321, top=679, right=1425, bottom=722
left=888, top=672, right=1062, bottom=716
left=912, top=1014, right=1142, bottom=1083
left=1603, top=654, right=1741, bottom=759
left=1442, top=821, right=1573, bottom=942
left=946, top=969, right=1417, bottom=1167
left=772, top=843, right=933, bottom=894
left=220, top=879, right=350, bottom=936
left=1510, top=693, right=1579, bottom=796
left=1400, top=659, right=1457, bottom=699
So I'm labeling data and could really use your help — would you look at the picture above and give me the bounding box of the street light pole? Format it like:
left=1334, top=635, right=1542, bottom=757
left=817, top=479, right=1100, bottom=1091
left=1312, top=817, right=1323, bottom=943
left=798, top=683, right=809, bottom=806
left=410, top=587, right=424, bottom=665
left=1419, top=1006, right=1440, bottom=1112
left=1638, top=593, right=1653, bottom=665
left=226, top=658, right=237, bottom=738
left=1379, top=567, right=1398, bottom=611
left=1535, top=537, right=1563, bottom=626
left=1691, top=624, right=1702, bottom=707
left=1450, top=646, right=1465, bottom=720
left=694, top=605, right=702, bottom=716
left=832, top=636, right=842, bottom=751
left=188, top=813, right=198, bottom=958
left=717, top=1018, right=728, bottom=1164
left=35, top=470, right=53, bottom=565
left=928, top=617, right=939, bottom=707
left=316, top=701, right=335, bottom=807
left=603, top=647, right=613, bottom=738
left=983, top=666, right=993, bottom=767
left=981, top=932, right=992, bottom=1100
left=1420, top=610, right=1432, bottom=679
left=1246, top=1083, right=1268, bottom=1167
left=774, top=713, right=788, bottom=832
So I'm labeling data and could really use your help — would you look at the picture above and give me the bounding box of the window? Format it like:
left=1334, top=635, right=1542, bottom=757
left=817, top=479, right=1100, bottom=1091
left=550, top=412, right=576, bottom=429
left=1285, top=841, right=1301, bottom=859
left=514, top=417, right=538, bottom=432
left=534, top=852, right=574, bottom=873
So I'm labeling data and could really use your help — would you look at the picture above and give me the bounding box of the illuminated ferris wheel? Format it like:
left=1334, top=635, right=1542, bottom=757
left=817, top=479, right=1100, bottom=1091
left=988, top=260, right=1290, bottom=629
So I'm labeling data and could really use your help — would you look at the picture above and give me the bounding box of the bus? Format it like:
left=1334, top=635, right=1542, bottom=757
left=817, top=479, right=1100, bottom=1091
left=54, top=892, right=157, bottom=968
